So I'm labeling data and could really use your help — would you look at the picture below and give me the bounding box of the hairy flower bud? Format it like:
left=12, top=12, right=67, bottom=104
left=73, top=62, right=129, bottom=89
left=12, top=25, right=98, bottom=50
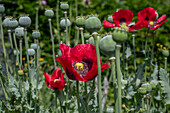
left=32, top=30, right=41, bottom=39
left=76, top=17, right=85, bottom=27
left=27, top=49, right=35, bottom=56
left=19, top=15, right=31, bottom=27
left=60, top=2, right=69, bottom=11
left=15, top=27, right=24, bottom=39
left=60, top=18, right=71, bottom=29
left=44, top=8, right=54, bottom=18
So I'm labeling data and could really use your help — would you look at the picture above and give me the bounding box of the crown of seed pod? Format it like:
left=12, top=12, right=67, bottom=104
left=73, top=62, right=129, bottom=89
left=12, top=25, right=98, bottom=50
left=85, top=16, right=101, bottom=33
left=8, top=18, right=18, bottom=29
left=18, top=70, right=24, bottom=76
left=44, top=8, right=54, bottom=18
left=60, top=2, right=69, bottom=11
left=107, top=15, right=114, bottom=23
left=162, top=49, right=169, bottom=57
left=27, top=48, right=35, bottom=56
left=138, top=87, right=147, bottom=94
left=0, top=4, right=5, bottom=14
left=13, top=50, right=20, bottom=55
left=141, top=82, right=152, bottom=92
left=32, top=30, right=41, bottom=39
left=99, top=35, right=116, bottom=57
left=88, top=35, right=101, bottom=46
left=76, top=16, right=85, bottom=27
left=15, top=27, right=24, bottom=39
left=3, top=16, right=12, bottom=28
left=112, top=27, right=128, bottom=43
left=31, top=43, right=38, bottom=50
left=60, top=18, right=71, bottom=29
left=19, top=15, right=31, bottom=27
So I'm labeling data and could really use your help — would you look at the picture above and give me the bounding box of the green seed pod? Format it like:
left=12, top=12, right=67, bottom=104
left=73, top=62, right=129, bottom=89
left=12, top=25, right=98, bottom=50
left=32, top=30, right=41, bottom=39
left=84, top=33, right=91, bottom=39
left=0, top=4, right=5, bottom=14
left=107, top=15, right=114, bottom=23
left=141, top=83, right=152, bottom=92
left=76, top=17, right=85, bottom=27
left=15, top=27, right=24, bottom=39
left=162, top=49, right=169, bottom=57
left=19, top=15, right=31, bottom=27
left=99, top=35, right=116, bottom=57
left=27, top=49, right=35, bottom=56
left=13, top=50, right=20, bottom=56
left=112, top=27, right=128, bottom=43
left=88, top=36, right=101, bottom=46
left=31, top=43, right=38, bottom=50
left=85, top=16, right=101, bottom=33
left=18, top=70, right=24, bottom=76
left=138, top=87, right=147, bottom=94
left=3, top=16, right=12, bottom=28
left=8, top=18, right=18, bottom=29
left=44, top=9, right=54, bottom=18
left=60, top=18, right=71, bottom=29
left=60, top=2, right=69, bottom=11
left=23, top=68, right=28, bottom=73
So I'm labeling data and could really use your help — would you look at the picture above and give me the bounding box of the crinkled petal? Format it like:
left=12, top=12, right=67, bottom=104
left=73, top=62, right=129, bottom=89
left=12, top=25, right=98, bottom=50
left=151, top=19, right=168, bottom=30
left=157, top=14, right=166, bottom=23
left=44, top=72, right=51, bottom=88
left=51, top=68, right=62, bottom=80
left=59, top=44, right=71, bottom=57
left=129, top=21, right=143, bottom=31
left=103, top=20, right=115, bottom=28
left=138, top=7, right=157, bottom=21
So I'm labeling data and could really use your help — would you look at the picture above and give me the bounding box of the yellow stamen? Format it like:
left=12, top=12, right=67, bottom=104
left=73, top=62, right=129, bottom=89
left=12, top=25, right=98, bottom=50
left=156, top=43, right=160, bottom=47
left=120, top=23, right=129, bottom=30
left=163, top=47, right=166, bottom=50
left=22, top=57, right=26, bottom=61
left=149, top=21, right=154, bottom=25
left=39, top=58, right=44, bottom=61
left=75, top=63, right=84, bottom=70
left=54, top=79, right=59, bottom=82
left=160, top=45, right=163, bottom=48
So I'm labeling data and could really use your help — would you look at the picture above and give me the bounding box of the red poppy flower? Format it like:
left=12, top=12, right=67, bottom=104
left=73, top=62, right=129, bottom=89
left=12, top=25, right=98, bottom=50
left=44, top=68, right=65, bottom=90
left=103, top=9, right=143, bottom=31
left=55, top=44, right=109, bottom=82
left=138, top=7, right=168, bottom=30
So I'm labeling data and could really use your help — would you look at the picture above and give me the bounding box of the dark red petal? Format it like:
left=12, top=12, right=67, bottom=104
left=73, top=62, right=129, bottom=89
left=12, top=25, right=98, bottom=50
left=112, top=9, right=133, bottom=26
left=138, top=7, right=156, bottom=21
left=44, top=72, right=51, bottom=88
left=157, top=14, right=166, bottom=23
left=103, top=20, right=115, bottom=28
left=70, top=44, right=96, bottom=62
left=143, top=21, right=149, bottom=28
left=59, top=44, right=71, bottom=57
left=151, top=19, right=168, bottom=30
left=129, top=21, right=143, bottom=31
left=51, top=68, right=62, bottom=80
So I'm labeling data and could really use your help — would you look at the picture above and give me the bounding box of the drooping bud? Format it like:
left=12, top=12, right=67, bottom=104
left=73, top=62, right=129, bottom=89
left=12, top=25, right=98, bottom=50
left=15, top=27, right=24, bottom=39
left=162, top=49, right=169, bottom=57
left=27, top=49, right=35, bottom=56
left=60, top=18, right=71, bottom=29
left=44, top=8, right=54, bottom=18
left=32, top=30, right=41, bottom=39
left=8, top=18, right=18, bottom=29
left=19, top=15, right=31, bottom=27
left=60, top=2, right=69, bottom=11
left=85, top=16, right=101, bottom=33
left=76, top=16, right=85, bottom=27
left=0, top=4, right=5, bottom=14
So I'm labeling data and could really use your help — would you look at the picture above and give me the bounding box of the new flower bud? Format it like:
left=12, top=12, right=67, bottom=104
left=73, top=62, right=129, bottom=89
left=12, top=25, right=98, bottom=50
left=8, top=18, right=18, bottom=29
left=85, top=16, right=101, bottom=33
left=27, top=49, right=35, bottom=56
left=18, top=70, right=24, bottom=76
left=88, top=35, right=101, bottom=46
left=0, top=4, right=5, bottom=14
left=60, top=2, right=69, bottom=11
left=44, top=8, right=54, bottom=18
left=32, top=30, right=41, bottom=39
left=3, top=16, right=12, bottom=28
left=76, top=17, right=85, bottom=27
left=13, top=50, right=20, bottom=56
left=162, top=49, right=169, bottom=57
left=107, top=15, right=114, bottom=23
left=138, top=87, right=147, bottom=94
left=99, top=35, right=116, bottom=57
left=15, top=27, right=24, bottom=39
left=112, top=27, right=128, bottom=43
left=19, top=15, right=31, bottom=27
left=31, top=43, right=38, bottom=50
left=141, top=83, right=152, bottom=92
left=60, top=18, right=71, bottom=29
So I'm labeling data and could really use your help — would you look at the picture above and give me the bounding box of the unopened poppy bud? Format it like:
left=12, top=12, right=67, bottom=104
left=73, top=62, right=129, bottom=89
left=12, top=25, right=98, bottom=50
left=162, top=49, right=169, bottom=57
left=44, top=8, right=54, bottom=18
left=60, top=2, right=69, bottom=11
left=99, top=35, right=116, bottom=57
left=85, top=16, right=101, bottom=33
left=31, top=43, right=38, bottom=50
left=60, top=18, right=71, bottom=29
left=15, top=27, right=24, bottom=39
left=84, top=33, right=91, bottom=39
left=27, top=49, right=35, bottom=56
left=0, top=4, right=5, bottom=14
left=76, top=17, right=85, bottom=27
left=139, top=87, right=147, bottom=94
left=107, top=15, right=114, bottom=23
left=19, top=15, right=31, bottom=27
left=8, top=18, right=18, bottom=29
left=13, top=50, right=20, bottom=55
left=112, top=27, right=128, bottom=43
left=88, top=36, right=101, bottom=46
left=32, top=30, right=41, bottom=39
left=18, top=70, right=24, bottom=76
left=3, top=16, right=12, bottom=28
left=141, top=83, right=152, bottom=92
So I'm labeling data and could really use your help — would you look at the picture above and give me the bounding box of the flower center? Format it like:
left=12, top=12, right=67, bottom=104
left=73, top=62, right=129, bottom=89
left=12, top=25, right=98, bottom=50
left=75, top=63, right=84, bottom=71
left=149, top=21, right=154, bottom=25
left=54, top=79, right=59, bottom=82
left=120, top=23, right=129, bottom=30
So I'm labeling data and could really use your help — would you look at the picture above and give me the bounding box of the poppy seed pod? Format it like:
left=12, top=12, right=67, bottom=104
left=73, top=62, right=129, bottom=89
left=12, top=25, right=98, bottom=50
left=141, top=83, right=152, bottom=92
left=85, top=16, right=101, bottom=33
left=27, top=49, right=35, bottom=56
left=76, top=17, right=85, bottom=27
left=32, top=30, right=41, bottom=39
left=60, top=18, right=71, bottom=29
left=0, top=4, right=5, bottom=14
left=3, top=16, right=12, bottom=28
left=13, top=50, right=20, bottom=55
left=107, top=15, right=114, bottom=23
left=19, top=15, right=31, bottom=27
left=60, top=2, right=69, bottom=11
left=84, top=33, right=91, bottom=39
left=138, top=87, right=147, bottom=94
left=99, top=35, right=116, bottom=57
left=44, top=9, right=54, bottom=18
left=8, top=18, right=18, bottom=29
left=18, top=70, right=24, bottom=76
left=162, top=49, right=169, bottom=57
left=15, top=27, right=24, bottom=39
left=31, top=43, right=38, bottom=50
left=88, top=36, right=101, bottom=46
left=112, top=27, right=128, bottom=43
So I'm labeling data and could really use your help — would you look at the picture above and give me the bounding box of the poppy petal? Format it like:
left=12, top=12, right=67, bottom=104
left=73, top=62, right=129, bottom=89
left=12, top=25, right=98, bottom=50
left=103, top=20, right=115, bottom=28
left=157, top=14, right=166, bottom=23
left=59, top=44, right=71, bottom=56
left=129, top=21, right=143, bottom=31
left=138, top=7, right=156, bottom=21
left=151, top=19, right=168, bottom=30
left=44, top=72, right=51, bottom=88
left=51, top=68, right=62, bottom=80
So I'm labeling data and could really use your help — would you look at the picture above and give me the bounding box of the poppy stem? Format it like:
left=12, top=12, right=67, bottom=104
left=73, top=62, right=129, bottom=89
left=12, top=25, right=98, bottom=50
left=13, top=31, right=20, bottom=66
left=64, top=11, right=68, bottom=45
left=56, top=0, right=60, bottom=43
left=151, top=30, right=155, bottom=64
left=132, top=33, right=136, bottom=71
left=115, top=44, right=122, bottom=113
left=48, top=19, right=57, bottom=69
left=24, top=28, right=30, bottom=72
left=76, top=81, right=81, bottom=113
left=144, top=29, right=149, bottom=82
left=19, top=40, right=23, bottom=70
left=80, top=28, right=84, bottom=44
left=165, top=57, right=167, bottom=71
left=8, top=30, right=14, bottom=49
left=75, top=27, right=79, bottom=46
left=93, top=32, right=102, bottom=113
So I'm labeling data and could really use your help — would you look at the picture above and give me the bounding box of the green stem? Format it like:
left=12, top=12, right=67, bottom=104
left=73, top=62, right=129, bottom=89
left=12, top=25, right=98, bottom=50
left=48, top=19, right=57, bottom=69
left=8, top=30, right=14, bottom=49
left=80, top=28, right=84, bottom=44
left=144, top=29, right=149, bottom=82
left=24, top=29, right=30, bottom=71
left=56, top=0, right=60, bottom=43
left=115, top=44, right=122, bottom=113
left=35, top=8, right=39, bottom=30
left=93, top=32, right=102, bottom=113
left=75, top=27, right=79, bottom=46
left=165, top=57, right=167, bottom=71
left=132, top=33, right=136, bottom=71
left=76, top=81, right=81, bottom=113
left=19, top=40, right=23, bottom=70
left=64, top=11, right=68, bottom=45
left=75, top=0, right=78, bottom=16
left=13, top=32, right=20, bottom=65
left=151, top=31, right=155, bottom=63
left=123, top=42, right=125, bottom=77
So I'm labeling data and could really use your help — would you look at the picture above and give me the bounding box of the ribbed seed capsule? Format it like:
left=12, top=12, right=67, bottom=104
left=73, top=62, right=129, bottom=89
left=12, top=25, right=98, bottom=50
left=13, top=50, right=20, bottom=55
left=19, top=15, right=31, bottom=27
left=44, top=9, right=54, bottom=18
left=112, top=27, right=128, bottom=43
left=60, top=2, right=69, bottom=11
left=3, top=16, right=12, bottom=28
left=15, top=27, right=24, bottom=39
left=32, top=30, right=41, bottom=39
left=76, top=17, right=85, bottom=27
left=31, top=43, right=38, bottom=50
left=8, top=18, right=18, bottom=29
left=88, top=36, right=101, bottom=46
left=0, top=4, right=5, bottom=14
left=27, top=49, right=35, bottom=56
left=162, top=49, right=169, bottom=57
left=60, top=18, right=71, bottom=29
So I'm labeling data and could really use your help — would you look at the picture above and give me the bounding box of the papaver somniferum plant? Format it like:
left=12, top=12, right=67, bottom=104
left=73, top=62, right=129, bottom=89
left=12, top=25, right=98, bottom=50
left=0, top=1, right=170, bottom=113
